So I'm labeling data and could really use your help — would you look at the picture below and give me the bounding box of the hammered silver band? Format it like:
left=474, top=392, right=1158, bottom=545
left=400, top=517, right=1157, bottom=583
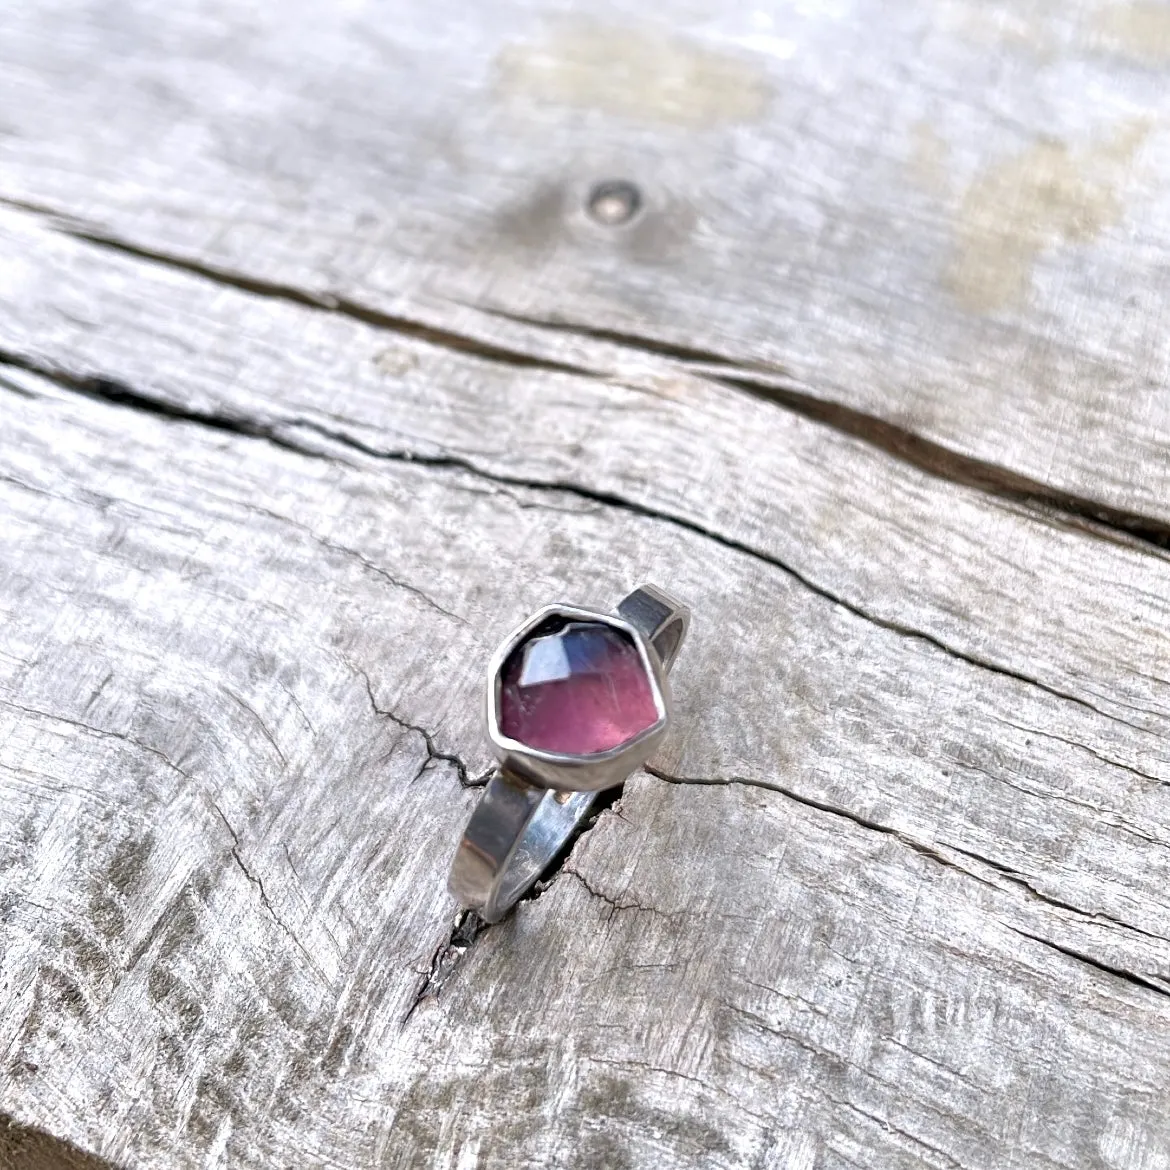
left=448, top=584, right=690, bottom=923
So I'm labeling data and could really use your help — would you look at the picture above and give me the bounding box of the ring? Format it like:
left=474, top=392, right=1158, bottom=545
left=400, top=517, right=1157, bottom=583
left=448, top=584, right=690, bottom=923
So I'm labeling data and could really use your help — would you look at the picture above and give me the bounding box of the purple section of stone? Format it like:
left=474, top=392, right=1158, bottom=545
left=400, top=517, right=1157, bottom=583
left=499, top=620, right=659, bottom=755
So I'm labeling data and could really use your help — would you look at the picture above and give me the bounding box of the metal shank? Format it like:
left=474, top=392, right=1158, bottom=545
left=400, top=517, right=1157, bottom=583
left=448, top=584, right=689, bottom=922
left=617, top=584, right=691, bottom=672
left=447, top=774, right=595, bottom=923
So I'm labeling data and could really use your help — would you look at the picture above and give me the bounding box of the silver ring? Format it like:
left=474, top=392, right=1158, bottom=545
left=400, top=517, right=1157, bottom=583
left=448, top=584, right=690, bottom=923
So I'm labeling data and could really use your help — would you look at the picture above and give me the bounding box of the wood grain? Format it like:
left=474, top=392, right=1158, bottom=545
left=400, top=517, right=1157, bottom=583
left=3, top=0, right=1170, bottom=528
left=1, top=2, right=1169, bottom=1168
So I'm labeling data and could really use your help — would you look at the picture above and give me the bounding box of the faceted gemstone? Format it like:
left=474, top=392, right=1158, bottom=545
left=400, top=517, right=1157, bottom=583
left=499, top=619, right=660, bottom=755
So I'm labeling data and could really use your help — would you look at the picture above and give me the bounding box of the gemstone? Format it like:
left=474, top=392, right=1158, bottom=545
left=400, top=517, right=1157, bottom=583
left=499, top=619, right=660, bottom=755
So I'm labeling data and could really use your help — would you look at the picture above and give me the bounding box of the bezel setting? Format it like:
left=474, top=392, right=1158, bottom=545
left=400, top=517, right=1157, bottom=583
left=485, top=603, right=672, bottom=792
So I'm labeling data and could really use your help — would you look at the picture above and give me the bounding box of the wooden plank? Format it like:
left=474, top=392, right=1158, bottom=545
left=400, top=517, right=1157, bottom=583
left=2, top=199, right=1170, bottom=1165
left=2, top=203, right=1168, bottom=737
left=2, top=0, right=1169, bottom=527
left=1, top=2, right=1170, bottom=1167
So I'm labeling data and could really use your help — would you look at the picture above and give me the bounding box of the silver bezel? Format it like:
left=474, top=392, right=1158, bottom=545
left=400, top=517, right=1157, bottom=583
left=485, top=603, right=672, bottom=792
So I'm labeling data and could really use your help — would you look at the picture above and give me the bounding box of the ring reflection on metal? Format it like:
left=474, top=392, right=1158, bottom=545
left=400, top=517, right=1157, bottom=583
left=448, top=584, right=690, bottom=923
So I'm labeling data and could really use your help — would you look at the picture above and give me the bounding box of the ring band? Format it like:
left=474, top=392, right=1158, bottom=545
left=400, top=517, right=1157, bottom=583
left=448, top=584, right=690, bottom=923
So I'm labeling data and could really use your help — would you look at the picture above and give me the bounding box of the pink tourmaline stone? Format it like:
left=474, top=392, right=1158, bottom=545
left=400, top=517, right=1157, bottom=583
left=499, top=620, right=659, bottom=755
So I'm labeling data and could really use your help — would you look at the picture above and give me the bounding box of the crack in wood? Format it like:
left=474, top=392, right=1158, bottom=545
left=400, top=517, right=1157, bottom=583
left=560, top=864, right=676, bottom=921
left=0, top=349, right=1140, bottom=731
left=184, top=489, right=467, bottom=625
left=0, top=698, right=191, bottom=782
left=1007, top=927, right=1170, bottom=1001
left=0, top=370, right=38, bottom=400
left=0, top=194, right=593, bottom=379
left=398, top=806, right=626, bottom=1024
left=310, top=534, right=466, bottom=625
left=206, top=799, right=332, bottom=987
left=648, top=764, right=1170, bottom=947
left=401, top=909, right=487, bottom=1027
left=940, top=842, right=1170, bottom=945
left=709, top=370, right=1170, bottom=556
left=469, top=303, right=795, bottom=372
left=645, top=765, right=1001, bottom=888
left=280, top=427, right=1143, bottom=730
left=3, top=8, right=1170, bottom=1162
left=514, top=781, right=628, bottom=910
left=403, top=824, right=632, bottom=1028
left=992, top=717, right=1167, bottom=787
left=828, top=1097, right=971, bottom=1170
left=358, top=668, right=486, bottom=789
left=221, top=686, right=288, bottom=768
left=471, top=306, right=1170, bottom=558
left=401, top=783, right=632, bottom=1024
left=5, top=190, right=1168, bottom=562
left=0, top=347, right=326, bottom=460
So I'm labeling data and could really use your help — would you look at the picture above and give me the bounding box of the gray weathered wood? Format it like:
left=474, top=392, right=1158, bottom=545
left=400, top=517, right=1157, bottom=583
left=2, top=3, right=1170, bottom=1168
left=4, top=0, right=1170, bottom=527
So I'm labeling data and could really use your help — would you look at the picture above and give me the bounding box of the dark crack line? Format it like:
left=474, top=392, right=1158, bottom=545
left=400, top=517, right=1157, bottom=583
left=470, top=303, right=787, bottom=372
left=222, top=686, right=287, bottom=768
left=83, top=670, right=115, bottom=716
left=0, top=699, right=190, bottom=782
left=995, top=718, right=1168, bottom=787
left=651, top=765, right=1170, bottom=946
left=207, top=799, right=330, bottom=985
left=401, top=754, right=627, bottom=1024
left=560, top=864, right=676, bottom=921
left=0, top=351, right=1135, bottom=728
left=511, top=781, right=628, bottom=913
left=292, top=423, right=1125, bottom=728
left=958, top=749, right=1160, bottom=829
left=881, top=1035, right=973, bottom=1084
left=312, top=533, right=465, bottom=624
left=401, top=908, right=486, bottom=1026
left=711, top=370, right=1170, bottom=555
left=647, top=765, right=1008, bottom=888
left=10, top=190, right=1170, bottom=559
left=206, top=496, right=467, bottom=625
left=0, top=194, right=593, bottom=379
left=728, top=1002, right=845, bottom=1065
left=942, top=842, right=1170, bottom=944
left=0, top=346, right=327, bottom=460
left=359, top=669, right=485, bottom=789
left=9, top=191, right=1170, bottom=560
left=0, top=192, right=78, bottom=223
left=1008, top=926, right=1170, bottom=1001
left=829, top=1097, right=970, bottom=1170
left=0, top=369, right=38, bottom=399
left=474, top=306, right=1170, bottom=558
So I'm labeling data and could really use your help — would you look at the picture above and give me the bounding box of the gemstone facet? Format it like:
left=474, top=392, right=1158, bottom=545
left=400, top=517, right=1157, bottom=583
left=498, top=619, right=660, bottom=756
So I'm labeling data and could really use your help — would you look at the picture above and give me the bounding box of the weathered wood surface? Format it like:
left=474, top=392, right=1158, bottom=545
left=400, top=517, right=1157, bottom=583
left=2, top=2, right=1170, bottom=1167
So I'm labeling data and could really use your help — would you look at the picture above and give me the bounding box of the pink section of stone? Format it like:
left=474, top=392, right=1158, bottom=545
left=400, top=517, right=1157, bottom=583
left=499, top=620, right=659, bottom=755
